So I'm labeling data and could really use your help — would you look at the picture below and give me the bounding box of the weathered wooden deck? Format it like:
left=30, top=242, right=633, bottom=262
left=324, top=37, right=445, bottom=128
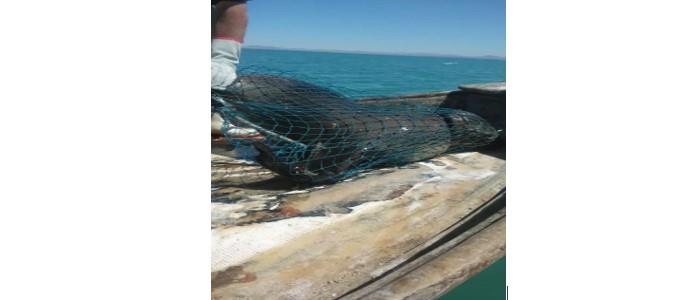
left=211, top=82, right=506, bottom=300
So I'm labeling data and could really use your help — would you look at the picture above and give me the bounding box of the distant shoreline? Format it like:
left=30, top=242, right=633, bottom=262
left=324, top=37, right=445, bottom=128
left=243, top=45, right=505, bottom=61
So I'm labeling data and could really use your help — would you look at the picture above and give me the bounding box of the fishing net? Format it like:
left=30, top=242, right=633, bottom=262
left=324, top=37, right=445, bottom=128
left=212, top=69, right=498, bottom=184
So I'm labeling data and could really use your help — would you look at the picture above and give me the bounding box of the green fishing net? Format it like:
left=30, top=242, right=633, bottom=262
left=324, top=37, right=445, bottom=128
left=212, top=69, right=498, bottom=184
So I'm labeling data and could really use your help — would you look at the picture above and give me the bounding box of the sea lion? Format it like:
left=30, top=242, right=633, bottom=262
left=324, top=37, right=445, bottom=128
left=213, top=75, right=497, bottom=183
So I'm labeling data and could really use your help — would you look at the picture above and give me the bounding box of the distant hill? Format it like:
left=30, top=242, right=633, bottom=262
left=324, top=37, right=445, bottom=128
left=244, top=45, right=505, bottom=60
left=480, top=55, right=505, bottom=60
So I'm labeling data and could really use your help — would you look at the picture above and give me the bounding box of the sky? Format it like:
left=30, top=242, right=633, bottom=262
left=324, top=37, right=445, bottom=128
left=244, top=0, right=505, bottom=57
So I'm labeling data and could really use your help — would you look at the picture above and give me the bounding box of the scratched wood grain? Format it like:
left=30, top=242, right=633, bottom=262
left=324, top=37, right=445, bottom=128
left=355, top=211, right=506, bottom=300
left=211, top=150, right=505, bottom=300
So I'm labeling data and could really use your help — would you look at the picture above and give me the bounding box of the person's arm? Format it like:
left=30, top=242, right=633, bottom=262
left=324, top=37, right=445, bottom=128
left=212, top=1, right=261, bottom=141
left=211, top=1, right=249, bottom=90
left=214, top=1, right=248, bottom=42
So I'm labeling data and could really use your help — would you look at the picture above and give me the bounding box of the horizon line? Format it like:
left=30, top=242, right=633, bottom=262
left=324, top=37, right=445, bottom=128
left=243, top=45, right=506, bottom=60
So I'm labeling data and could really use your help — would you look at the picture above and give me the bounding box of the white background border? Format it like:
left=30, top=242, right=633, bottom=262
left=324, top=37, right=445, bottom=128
left=508, top=0, right=688, bottom=299
left=2, top=0, right=688, bottom=299
left=1, top=1, right=209, bottom=299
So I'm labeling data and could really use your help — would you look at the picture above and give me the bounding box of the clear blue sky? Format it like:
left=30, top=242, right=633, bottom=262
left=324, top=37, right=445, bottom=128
left=245, top=0, right=505, bottom=57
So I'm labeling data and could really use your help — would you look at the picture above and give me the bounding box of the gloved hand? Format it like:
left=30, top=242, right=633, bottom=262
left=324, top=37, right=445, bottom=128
left=212, top=112, right=262, bottom=141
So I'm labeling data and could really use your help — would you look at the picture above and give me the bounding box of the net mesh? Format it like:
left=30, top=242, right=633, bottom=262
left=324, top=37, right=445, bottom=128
left=212, top=69, right=498, bottom=184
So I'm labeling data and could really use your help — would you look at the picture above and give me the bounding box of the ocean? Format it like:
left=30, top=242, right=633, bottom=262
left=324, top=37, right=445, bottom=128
left=240, top=48, right=506, bottom=98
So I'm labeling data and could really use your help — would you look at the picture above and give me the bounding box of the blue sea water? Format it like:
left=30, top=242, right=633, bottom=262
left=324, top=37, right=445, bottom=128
left=240, top=48, right=505, bottom=98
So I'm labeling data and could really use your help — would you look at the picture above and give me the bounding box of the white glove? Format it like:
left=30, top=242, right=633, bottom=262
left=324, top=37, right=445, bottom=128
left=212, top=112, right=261, bottom=139
left=211, top=39, right=242, bottom=89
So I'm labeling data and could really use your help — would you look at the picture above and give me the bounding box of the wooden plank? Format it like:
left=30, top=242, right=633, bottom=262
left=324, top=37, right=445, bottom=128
left=211, top=152, right=505, bottom=300
left=458, top=82, right=506, bottom=95
left=340, top=193, right=505, bottom=300
left=361, top=216, right=506, bottom=300
left=357, top=91, right=451, bottom=107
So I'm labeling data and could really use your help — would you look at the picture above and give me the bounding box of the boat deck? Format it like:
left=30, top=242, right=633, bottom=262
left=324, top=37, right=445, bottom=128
left=211, top=84, right=506, bottom=300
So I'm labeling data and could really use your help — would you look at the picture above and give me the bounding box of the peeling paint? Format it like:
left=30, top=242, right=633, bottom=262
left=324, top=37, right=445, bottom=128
left=210, top=149, right=506, bottom=300
left=282, top=190, right=309, bottom=195
left=212, top=199, right=391, bottom=272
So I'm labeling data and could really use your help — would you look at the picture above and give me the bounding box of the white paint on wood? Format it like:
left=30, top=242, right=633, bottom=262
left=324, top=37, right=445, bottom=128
left=211, top=199, right=391, bottom=272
